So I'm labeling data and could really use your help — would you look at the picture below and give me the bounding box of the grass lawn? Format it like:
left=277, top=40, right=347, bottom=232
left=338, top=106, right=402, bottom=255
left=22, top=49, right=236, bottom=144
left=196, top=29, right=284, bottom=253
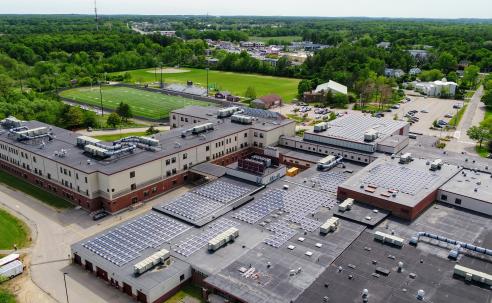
left=164, top=284, right=203, bottom=303
left=476, top=145, right=489, bottom=158
left=448, top=104, right=468, bottom=127
left=93, top=131, right=148, bottom=142
left=0, top=209, right=29, bottom=250
left=0, top=170, right=72, bottom=209
left=249, top=36, right=303, bottom=43
left=0, top=288, right=16, bottom=303
left=60, top=86, right=215, bottom=120
left=112, top=68, right=300, bottom=102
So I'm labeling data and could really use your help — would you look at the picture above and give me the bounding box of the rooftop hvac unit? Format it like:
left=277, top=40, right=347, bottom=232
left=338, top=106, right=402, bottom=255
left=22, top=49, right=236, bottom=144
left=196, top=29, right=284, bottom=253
left=1, top=116, right=22, bottom=128
left=313, top=122, right=329, bottom=133
left=374, top=231, right=404, bottom=247
left=76, top=136, right=101, bottom=147
left=320, top=217, right=339, bottom=234
left=338, top=198, right=354, bottom=212
left=430, top=159, right=443, bottom=171
left=191, top=123, right=214, bottom=135
left=364, top=129, right=379, bottom=142
left=399, top=153, right=413, bottom=164
left=217, top=106, right=241, bottom=118
left=133, top=248, right=170, bottom=275
left=231, top=114, right=253, bottom=125
left=208, top=227, right=239, bottom=252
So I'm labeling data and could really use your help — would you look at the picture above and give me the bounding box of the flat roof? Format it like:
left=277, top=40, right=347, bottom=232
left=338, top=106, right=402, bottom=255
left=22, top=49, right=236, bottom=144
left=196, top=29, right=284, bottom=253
left=0, top=109, right=293, bottom=175
left=297, top=205, right=492, bottom=303
left=377, top=134, right=408, bottom=148
left=305, top=114, right=408, bottom=145
left=339, top=156, right=461, bottom=207
left=440, top=169, right=492, bottom=202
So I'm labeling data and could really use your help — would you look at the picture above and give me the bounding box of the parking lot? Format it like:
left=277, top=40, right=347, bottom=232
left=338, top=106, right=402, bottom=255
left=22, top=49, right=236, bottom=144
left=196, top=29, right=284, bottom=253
left=390, top=94, right=462, bottom=136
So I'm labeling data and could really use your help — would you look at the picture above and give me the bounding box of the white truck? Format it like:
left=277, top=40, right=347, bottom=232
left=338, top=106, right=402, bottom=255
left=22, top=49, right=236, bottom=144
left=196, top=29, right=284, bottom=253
left=0, top=260, right=23, bottom=280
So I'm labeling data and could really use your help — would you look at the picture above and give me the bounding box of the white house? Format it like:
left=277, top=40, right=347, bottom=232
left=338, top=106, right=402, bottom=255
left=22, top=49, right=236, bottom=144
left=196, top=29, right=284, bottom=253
left=314, top=80, right=348, bottom=95
left=409, top=68, right=422, bottom=76
left=414, top=78, right=458, bottom=97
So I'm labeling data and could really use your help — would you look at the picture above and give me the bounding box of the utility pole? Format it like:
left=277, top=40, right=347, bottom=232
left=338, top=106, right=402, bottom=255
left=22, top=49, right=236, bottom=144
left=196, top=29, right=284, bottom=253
left=63, top=273, right=70, bottom=303
left=99, top=81, right=104, bottom=116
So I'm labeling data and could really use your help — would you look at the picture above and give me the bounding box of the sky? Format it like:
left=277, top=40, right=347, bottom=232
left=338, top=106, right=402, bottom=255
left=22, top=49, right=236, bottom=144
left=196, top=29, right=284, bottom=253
left=2, top=0, right=492, bottom=19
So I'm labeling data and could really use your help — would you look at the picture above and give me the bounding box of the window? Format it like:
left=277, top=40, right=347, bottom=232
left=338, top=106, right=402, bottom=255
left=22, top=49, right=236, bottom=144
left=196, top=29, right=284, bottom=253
left=47, top=173, right=51, bottom=180
left=455, top=198, right=462, bottom=205
left=33, top=156, right=36, bottom=163
left=131, top=183, right=136, bottom=191
left=171, top=157, right=176, bottom=163
left=244, top=133, right=247, bottom=138
left=76, top=173, right=79, bottom=180
left=441, top=194, right=447, bottom=201
left=130, top=171, right=135, bottom=178
left=180, top=117, right=184, bottom=121
left=254, top=132, right=258, bottom=137
left=85, top=177, right=88, bottom=183
left=152, top=187, right=157, bottom=193
left=166, top=159, right=171, bottom=165
left=180, top=274, right=185, bottom=282
left=166, top=171, right=171, bottom=177
left=183, top=164, right=188, bottom=170
left=259, top=133, right=264, bottom=138
left=172, top=168, right=177, bottom=174
left=183, top=153, right=187, bottom=160
left=144, top=191, right=149, bottom=197
left=206, top=146, right=210, bottom=151
left=172, top=115, right=176, bottom=120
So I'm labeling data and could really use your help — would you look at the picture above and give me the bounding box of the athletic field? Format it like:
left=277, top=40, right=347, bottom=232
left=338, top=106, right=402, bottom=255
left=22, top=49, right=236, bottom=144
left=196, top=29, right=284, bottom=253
left=113, top=68, right=300, bottom=102
left=60, top=86, right=215, bottom=119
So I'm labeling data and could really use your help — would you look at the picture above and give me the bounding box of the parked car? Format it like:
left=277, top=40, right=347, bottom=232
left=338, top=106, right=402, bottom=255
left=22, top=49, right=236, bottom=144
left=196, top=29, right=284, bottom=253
left=391, top=104, right=400, bottom=109
left=405, top=97, right=411, bottom=101
left=421, top=109, right=429, bottom=113
left=453, top=103, right=463, bottom=109
left=445, top=114, right=453, bottom=118
left=438, top=120, right=448, bottom=126
left=93, top=211, right=108, bottom=221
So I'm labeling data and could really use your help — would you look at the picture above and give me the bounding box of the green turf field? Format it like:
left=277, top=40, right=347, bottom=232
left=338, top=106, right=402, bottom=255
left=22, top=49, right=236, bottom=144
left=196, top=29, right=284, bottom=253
left=60, top=86, right=215, bottom=119
left=113, top=68, right=300, bottom=102
left=0, top=209, right=29, bottom=250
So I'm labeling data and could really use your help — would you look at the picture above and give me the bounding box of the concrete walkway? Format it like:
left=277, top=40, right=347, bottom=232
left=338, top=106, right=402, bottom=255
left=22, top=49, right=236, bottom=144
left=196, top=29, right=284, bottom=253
left=446, top=86, right=485, bottom=154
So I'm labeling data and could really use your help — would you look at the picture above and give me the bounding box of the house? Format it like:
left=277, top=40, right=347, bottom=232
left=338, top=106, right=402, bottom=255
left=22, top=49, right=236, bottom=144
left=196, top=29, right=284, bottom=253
left=251, top=94, right=283, bottom=109
left=408, top=50, right=429, bottom=60
left=158, top=31, right=176, bottom=37
left=413, top=78, right=458, bottom=97
left=385, top=68, right=405, bottom=78
left=377, top=42, right=391, bottom=49
left=262, top=57, right=279, bottom=67
left=207, top=58, right=219, bottom=66
left=409, top=68, right=422, bottom=76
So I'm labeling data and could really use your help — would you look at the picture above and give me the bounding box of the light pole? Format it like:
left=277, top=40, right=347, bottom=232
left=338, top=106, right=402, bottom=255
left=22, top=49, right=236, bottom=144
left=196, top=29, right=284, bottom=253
left=206, top=66, right=209, bottom=96
left=63, top=272, right=70, bottom=303
left=99, top=81, right=104, bottom=116
left=159, top=62, right=163, bottom=89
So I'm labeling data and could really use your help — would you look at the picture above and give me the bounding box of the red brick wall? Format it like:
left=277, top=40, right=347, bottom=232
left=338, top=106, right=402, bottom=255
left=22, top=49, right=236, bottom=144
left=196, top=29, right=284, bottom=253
left=337, top=187, right=437, bottom=221
left=0, top=159, right=101, bottom=211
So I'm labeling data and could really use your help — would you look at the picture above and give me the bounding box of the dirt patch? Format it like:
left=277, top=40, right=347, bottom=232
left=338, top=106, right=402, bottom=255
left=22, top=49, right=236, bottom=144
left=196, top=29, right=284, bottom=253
left=147, top=68, right=191, bottom=74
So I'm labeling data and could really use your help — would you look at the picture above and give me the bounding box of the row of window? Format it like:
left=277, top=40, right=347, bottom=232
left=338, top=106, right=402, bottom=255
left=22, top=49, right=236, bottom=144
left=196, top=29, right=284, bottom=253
left=282, top=140, right=370, bottom=163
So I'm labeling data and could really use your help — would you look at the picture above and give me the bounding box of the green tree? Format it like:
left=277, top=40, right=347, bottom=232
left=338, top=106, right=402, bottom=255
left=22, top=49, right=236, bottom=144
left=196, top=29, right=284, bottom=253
left=436, top=52, right=457, bottom=74
left=60, top=106, right=84, bottom=129
left=244, top=86, right=257, bottom=100
left=0, top=74, right=14, bottom=101
left=116, top=102, right=133, bottom=122
left=297, top=79, right=312, bottom=98
left=467, top=125, right=491, bottom=148
left=106, top=112, right=122, bottom=128
left=146, top=126, right=159, bottom=135
left=482, top=90, right=492, bottom=108
left=419, top=69, right=444, bottom=82
left=83, top=111, right=98, bottom=128
left=462, top=65, right=480, bottom=89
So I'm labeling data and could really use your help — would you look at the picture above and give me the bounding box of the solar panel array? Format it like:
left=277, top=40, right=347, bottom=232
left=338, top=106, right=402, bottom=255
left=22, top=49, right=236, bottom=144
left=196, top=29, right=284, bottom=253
left=322, top=114, right=407, bottom=142
left=233, top=189, right=285, bottom=224
left=161, top=179, right=255, bottom=222
left=361, top=163, right=440, bottom=195
left=82, top=212, right=190, bottom=266
left=310, top=172, right=348, bottom=193
left=174, top=218, right=240, bottom=257
left=162, top=193, right=223, bottom=221
left=193, top=180, right=252, bottom=203
left=264, top=221, right=297, bottom=248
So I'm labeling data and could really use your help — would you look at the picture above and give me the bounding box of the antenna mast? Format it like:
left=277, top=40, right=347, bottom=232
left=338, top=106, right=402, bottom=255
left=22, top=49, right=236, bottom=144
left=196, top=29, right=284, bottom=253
left=94, top=0, right=99, bottom=31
